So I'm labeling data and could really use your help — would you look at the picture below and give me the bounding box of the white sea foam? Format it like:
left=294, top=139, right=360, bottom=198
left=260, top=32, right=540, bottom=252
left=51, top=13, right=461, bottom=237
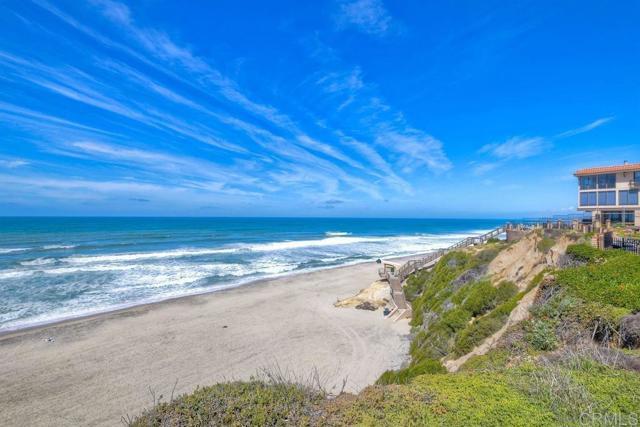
left=42, top=245, right=76, bottom=250
left=318, top=255, right=348, bottom=263
left=0, top=244, right=77, bottom=255
left=325, top=231, right=351, bottom=236
left=1, top=232, right=480, bottom=283
left=20, top=257, right=56, bottom=266
left=15, top=262, right=243, bottom=277
left=60, top=236, right=388, bottom=265
left=0, top=270, right=36, bottom=280
left=247, top=236, right=385, bottom=252
left=63, top=247, right=239, bottom=264
left=106, top=264, right=240, bottom=289
left=250, top=259, right=298, bottom=275
left=0, top=247, right=29, bottom=254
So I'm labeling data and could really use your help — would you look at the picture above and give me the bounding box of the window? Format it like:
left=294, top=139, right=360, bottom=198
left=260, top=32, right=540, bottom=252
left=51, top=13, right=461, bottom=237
left=635, top=171, right=640, bottom=183
left=603, top=211, right=635, bottom=223
left=619, top=190, right=639, bottom=205
left=580, top=192, right=597, bottom=206
left=598, top=191, right=616, bottom=206
left=597, top=173, right=616, bottom=189
left=579, top=175, right=596, bottom=190
left=604, top=212, right=622, bottom=222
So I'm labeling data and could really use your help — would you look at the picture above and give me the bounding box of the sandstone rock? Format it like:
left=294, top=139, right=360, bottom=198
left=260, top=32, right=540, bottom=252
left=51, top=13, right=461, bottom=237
left=335, top=280, right=390, bottom=309
left=487, top=232, right=573, bottom=291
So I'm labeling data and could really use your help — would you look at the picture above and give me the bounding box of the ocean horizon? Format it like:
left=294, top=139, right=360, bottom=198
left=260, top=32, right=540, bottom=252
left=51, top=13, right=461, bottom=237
left=0, top=217, right=504, bottom=331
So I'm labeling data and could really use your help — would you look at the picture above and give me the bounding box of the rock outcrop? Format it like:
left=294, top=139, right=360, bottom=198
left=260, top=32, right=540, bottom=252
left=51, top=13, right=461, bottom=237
left=487, top=231, right=575, bottom=290
left=335, top=280, right=390, bottom=310
left=621, top=313, right=640, bottom=349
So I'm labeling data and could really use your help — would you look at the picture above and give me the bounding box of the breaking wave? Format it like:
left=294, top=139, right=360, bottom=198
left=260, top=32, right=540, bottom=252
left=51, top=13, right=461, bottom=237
left=325, top=231, right=351, bottom=236
left=0, top=248, right=28, bottom=254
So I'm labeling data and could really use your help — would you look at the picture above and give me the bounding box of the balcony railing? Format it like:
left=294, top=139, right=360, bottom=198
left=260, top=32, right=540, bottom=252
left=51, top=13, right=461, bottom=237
left=629, top=181, right=639, bottom=189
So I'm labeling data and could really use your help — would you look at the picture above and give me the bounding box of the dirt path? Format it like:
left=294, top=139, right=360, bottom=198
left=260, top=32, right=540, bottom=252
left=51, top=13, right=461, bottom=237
left=444, top=286, right=538, bottom=372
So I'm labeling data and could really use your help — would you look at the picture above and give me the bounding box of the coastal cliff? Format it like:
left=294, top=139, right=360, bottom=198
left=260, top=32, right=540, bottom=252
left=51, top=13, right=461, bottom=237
left=129, top=229, right=640, bottom=426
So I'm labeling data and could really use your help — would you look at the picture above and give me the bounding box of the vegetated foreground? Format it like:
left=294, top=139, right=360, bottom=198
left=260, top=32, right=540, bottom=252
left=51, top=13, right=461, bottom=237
left=130, top=230, right=640, bottom=426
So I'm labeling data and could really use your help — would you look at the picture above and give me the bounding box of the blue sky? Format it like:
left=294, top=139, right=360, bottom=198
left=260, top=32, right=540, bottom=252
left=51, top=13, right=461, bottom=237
left=0, top=0, right=638, bottom=217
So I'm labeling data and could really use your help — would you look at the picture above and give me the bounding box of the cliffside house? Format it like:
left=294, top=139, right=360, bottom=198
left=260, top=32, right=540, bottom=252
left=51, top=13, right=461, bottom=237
left=575, top=161, right=640, bottom=227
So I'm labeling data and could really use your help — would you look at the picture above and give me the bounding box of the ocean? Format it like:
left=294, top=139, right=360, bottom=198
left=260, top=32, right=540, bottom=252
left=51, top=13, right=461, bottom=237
left=0, top=217, right=503, bottom=331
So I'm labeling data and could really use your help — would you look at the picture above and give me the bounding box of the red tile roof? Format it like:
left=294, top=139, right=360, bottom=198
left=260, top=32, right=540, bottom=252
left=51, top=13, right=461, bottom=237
left=574, top=163, right=640, bottom=176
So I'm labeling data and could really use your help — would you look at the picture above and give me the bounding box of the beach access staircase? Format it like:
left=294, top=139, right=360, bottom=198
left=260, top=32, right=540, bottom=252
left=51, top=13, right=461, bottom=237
left=381, top=218, right=580, bottom=321
left=381, top=226, right=505, bottom=321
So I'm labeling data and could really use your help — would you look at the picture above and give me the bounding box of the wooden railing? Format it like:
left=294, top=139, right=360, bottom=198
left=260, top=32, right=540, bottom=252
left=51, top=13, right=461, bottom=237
left=382, top=226, right=506, bottom=283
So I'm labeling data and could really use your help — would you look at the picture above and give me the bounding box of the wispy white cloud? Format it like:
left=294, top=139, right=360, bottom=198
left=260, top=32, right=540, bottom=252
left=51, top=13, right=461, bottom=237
left=32, top=0, right=156, bottom=68
left=0, top=158, right=29, bottom=168
left=335, top=0, right=393, bottom=36
left=89, top=4, right=278, bottom=119
left=317, top=67, right=364, bottom=94
left=337, top=133, right=412, bottom=193
left=376, top=129, right=452, bottom=174
left=307, top=42, right=453, bottom=181
left=0, top=172, right=266, bottom=207
left=26, top=163, right=265, bottom=202
left=296, top=134, right=363, bottom=169
left=555, top=117, right=614, bottom=139
left=95, top=63, right=346, bottom=173
left=0, top=173, right=166, bottom=199
left=88, top=0, right=366, bottom=171
left=479, top=136, right=549, bottom=160
left=269, top=166, right=340, bottom=196
left=476, top=117, right=614, bottom=172
left=95, top=59, right=201, bottom=109
left=57, top=140, right=275, bottom=194
left=471, top=161, right=500, bottom=176
left=0, top=51, right=247, bottom=153
left=316, top=67, right=365, bottom=111
left=0, top=101, right=120, bottom=137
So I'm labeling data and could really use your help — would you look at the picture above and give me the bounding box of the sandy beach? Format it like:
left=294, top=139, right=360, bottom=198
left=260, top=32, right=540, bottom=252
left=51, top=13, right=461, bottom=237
left=0, top=260, right=410, bottom=426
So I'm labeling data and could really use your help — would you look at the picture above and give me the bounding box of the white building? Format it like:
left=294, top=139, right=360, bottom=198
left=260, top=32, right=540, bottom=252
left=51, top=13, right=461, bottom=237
left=575, top=162, right=640, bottom=226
